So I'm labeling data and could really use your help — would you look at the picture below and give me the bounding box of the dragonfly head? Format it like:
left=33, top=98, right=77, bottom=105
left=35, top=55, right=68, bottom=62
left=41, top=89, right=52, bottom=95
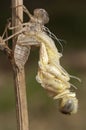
left=33, top=9, right=49, bottom=25
left=59, top=96, right=78, bottom=114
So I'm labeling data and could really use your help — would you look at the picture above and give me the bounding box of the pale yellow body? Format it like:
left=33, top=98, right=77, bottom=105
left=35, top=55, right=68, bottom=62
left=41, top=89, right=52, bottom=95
left=35, top=32, right=70, bottom=94
left=33, top=31, right=78, bottom=114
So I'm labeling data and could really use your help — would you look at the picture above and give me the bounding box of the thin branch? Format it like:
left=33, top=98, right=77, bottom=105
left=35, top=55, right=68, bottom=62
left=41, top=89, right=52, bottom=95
left=12, top=0, right=29, bottom=130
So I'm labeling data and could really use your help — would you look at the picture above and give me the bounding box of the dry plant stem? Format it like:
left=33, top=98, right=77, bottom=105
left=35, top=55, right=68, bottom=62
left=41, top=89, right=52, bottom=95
left=12, top=0, right=29, bottom=130
left=13, top=67, right=29, bottom=130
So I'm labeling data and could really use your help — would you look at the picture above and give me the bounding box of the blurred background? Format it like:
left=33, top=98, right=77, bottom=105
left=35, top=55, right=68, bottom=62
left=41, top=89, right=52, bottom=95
left=0, top=0, right=86, bottom=130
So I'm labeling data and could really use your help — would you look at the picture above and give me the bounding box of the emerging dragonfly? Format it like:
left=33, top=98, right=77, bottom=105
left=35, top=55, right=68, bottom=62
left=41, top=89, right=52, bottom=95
left=3, top=6, right=80, bottom=114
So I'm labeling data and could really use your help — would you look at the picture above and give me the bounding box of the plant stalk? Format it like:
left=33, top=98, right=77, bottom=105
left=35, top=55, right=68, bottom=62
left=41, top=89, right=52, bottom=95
left=12, top=0, right=29, bottom=130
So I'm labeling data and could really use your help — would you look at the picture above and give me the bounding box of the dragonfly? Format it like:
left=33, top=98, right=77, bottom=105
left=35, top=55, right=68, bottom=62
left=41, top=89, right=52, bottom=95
left=3, top=6, right=80, bottom=114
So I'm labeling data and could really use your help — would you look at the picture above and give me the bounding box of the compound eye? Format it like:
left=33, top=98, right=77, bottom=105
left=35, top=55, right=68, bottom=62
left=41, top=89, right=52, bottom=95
left=60, top=100, right=74, bottom=114
left=59, top=99, right=77, bottom=115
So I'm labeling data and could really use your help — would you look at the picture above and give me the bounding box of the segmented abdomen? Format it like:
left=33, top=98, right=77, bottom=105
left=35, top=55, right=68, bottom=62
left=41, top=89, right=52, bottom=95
left=14, top=44, right=30, bottom=68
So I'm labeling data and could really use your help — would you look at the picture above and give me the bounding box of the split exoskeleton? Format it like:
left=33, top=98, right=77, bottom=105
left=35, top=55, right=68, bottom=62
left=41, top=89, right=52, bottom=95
left=1, top=6, right=80, bottom=114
